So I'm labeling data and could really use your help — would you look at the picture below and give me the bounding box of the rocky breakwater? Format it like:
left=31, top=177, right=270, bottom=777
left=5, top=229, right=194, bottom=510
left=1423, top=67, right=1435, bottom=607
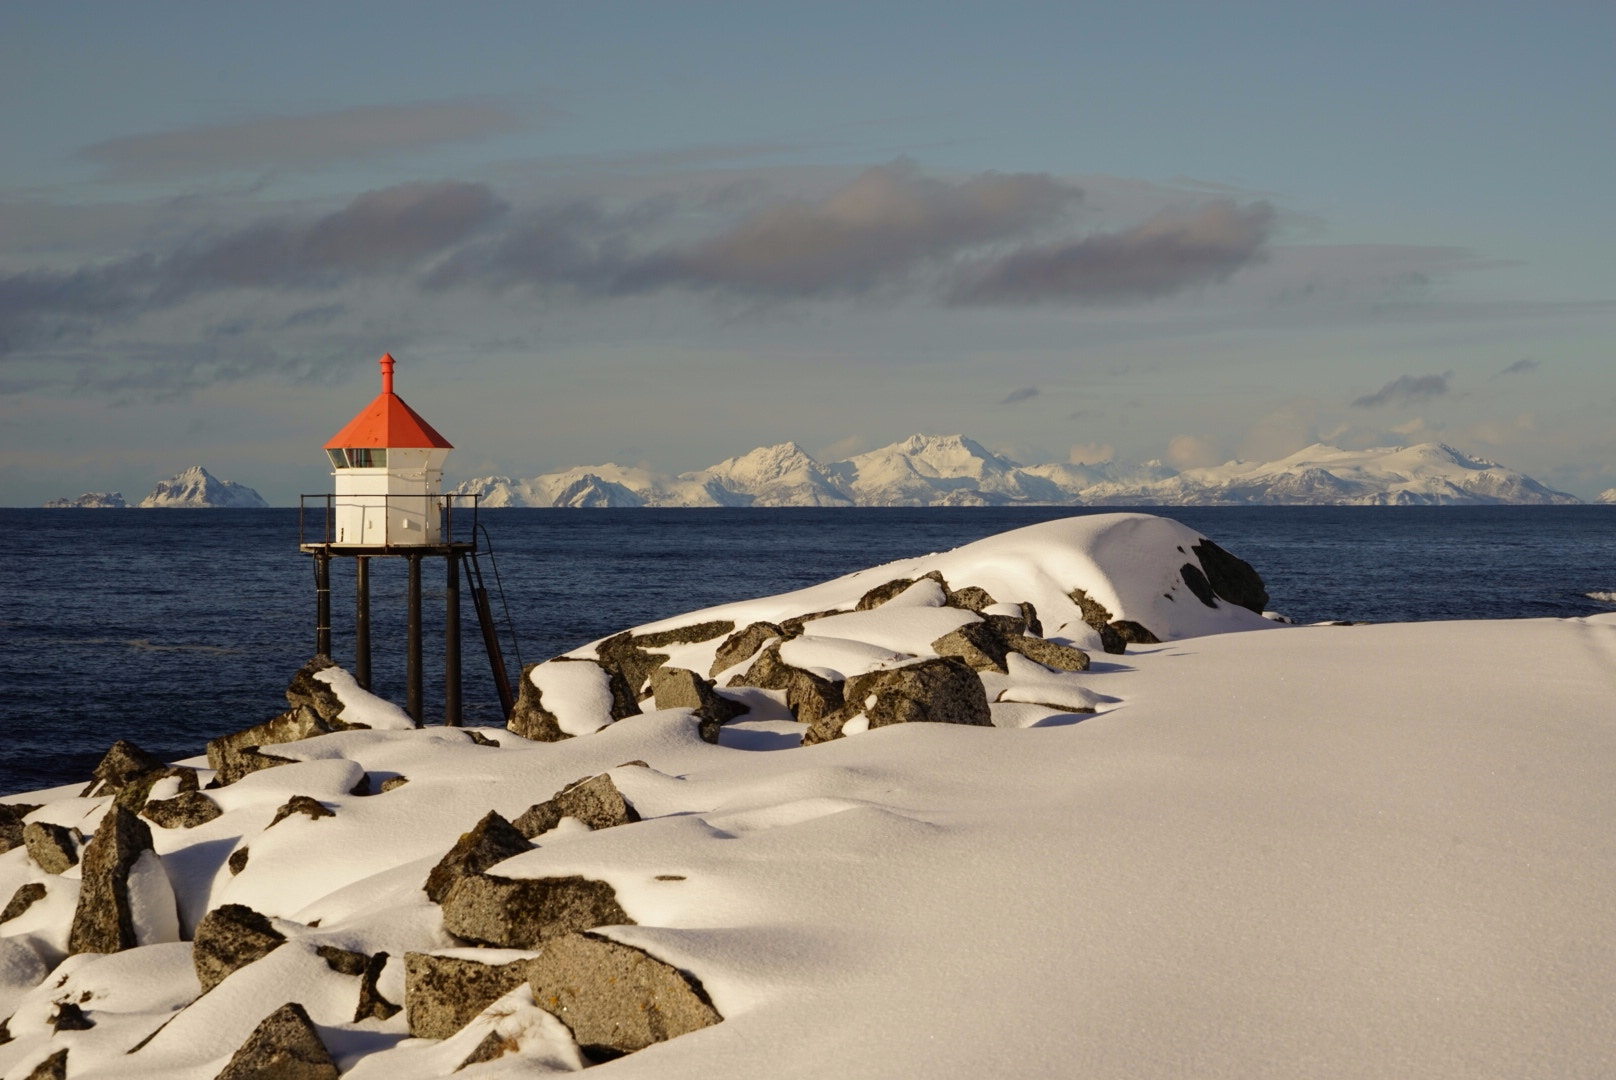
left=0, top=513, right=1273, bottom=1078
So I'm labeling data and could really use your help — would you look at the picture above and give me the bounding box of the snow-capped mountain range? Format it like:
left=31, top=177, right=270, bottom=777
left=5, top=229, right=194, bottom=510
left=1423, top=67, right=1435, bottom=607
left=45, top=466, right=268, bottom=509
left=452, top=435, right=1580, bottom=508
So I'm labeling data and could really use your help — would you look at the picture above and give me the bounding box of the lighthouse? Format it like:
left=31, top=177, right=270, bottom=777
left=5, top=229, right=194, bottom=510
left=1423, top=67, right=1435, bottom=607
left=300, top=352, right=515, bottom=726
left=324, top=353, right=453, bottom=546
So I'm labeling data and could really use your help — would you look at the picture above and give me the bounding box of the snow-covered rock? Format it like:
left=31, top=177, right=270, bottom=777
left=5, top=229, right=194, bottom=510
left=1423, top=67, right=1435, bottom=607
left=6, top=514, right=1616, bottom=1079
left=449, top=437, right=1575, bottom=507
left=138, top=466, right=268, bottom=508
left=1598, top=488, right=1616, bottom=505
left=42, top=492, right=128, bottom=509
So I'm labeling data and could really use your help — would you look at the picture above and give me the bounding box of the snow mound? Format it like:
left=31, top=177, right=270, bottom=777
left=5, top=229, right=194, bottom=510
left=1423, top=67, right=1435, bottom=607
left=5, top=513, right=1615, bottom=1078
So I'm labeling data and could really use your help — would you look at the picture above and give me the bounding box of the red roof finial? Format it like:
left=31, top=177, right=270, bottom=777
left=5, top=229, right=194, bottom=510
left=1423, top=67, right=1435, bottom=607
left=380, top=352, right=396, bottom=395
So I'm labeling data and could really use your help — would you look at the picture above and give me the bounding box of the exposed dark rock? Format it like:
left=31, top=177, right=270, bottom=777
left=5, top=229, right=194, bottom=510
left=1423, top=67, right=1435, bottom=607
left=1109, top=620, right=1161, bottom=645
left=424, top=812, right=534, bottom=904
left=23, top=822, right=78, bottom=874
left=207, top=705, right=332, bottom=786
left=462, top=729, right=500, bottom=747
left=1068, top=588, right=1126, bottom=653
left=50, top=1001, right=93, bottom=1032
left=806, top=656, right=991, bottom=745
left=514, top=773, right=641, bottom=840
left=528, top=932, right=722, bottom=1058
left=857, top=570, right=948, bottom=611
left=651, top=666, right=748, bottom=742
left=459, top=1028, right=519, bottom=1069
left=215, top=1001, right=339, bottom=1080
left=778, top=608, right=844, bottom=635
left=228, top=848, right=250, bottom=875
left=67, top=803, right=157, bottom=955
left=113, top=765, right=201, bottom=813
left=0, top=802, right=41, bottom=854
left=944, top=585, right=996, bottom=612
left=268, top=796, right=334, bottom=828
left=596, top=632, right=669, bottom=703
left=632, top=620, right=735, bottom=648
left=1, top=882, right=47, bottom=923
left=380, top=776, right=409, bottom=793
left=348, top=772, right=372, bottom=796
left=1192, top=538, right=1269, bottom=613
left=316, top=945, right=368, bottom=976
left=142, top=791, right=222, bottom=830
left=404, top=952, right=534, bottom=1040
left=507, top=657, right=639, bottom=742
left=440, top=873, right=633, bottom=949
left=727, top=644, right=845, bottom=726
left=284, top=655, right=346, bottom=725
left=709, top=621, right=785, bottom=678
left=79, top=740, right=165, bottom=799
left=1180, top=562, right=1218, bottom=608
left=21, top=1049, right=67, bottom=1080
left=1004, top=635, right=1090, bottom=672
left=193, top=904, right=286, bottom=993
left=930, top=621, right=1009, bottom=673
left=354, top=951, right=400, bottom=1022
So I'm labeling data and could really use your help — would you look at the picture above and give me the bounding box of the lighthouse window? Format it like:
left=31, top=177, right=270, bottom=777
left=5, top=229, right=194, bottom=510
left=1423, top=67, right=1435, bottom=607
left=327, top=448, right=388, bottom=468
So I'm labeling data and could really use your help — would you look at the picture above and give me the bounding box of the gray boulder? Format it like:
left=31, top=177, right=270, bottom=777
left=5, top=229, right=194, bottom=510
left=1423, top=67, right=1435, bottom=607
left=1110, top=620, right=1160, bottom=645
left=651, top=666, right=748, bottom=742
left=404, top=951, right=534, bottom=1040
left=215, top=1001, right=338, bottom=1080
left=67, top=803, right=157, bottom=955
left=268, top=796, right=334, bottom=828
left=113, top=765, right=201, bottom=814
left=709, top=621, right=784, bottom=677
left=632, top=620, right=735, bottom=649
left=20, top=1049, right=67, bottom=1080
left=142, top=791, right=223, bottom=830
left=79, top=740, right=165, bottom=798
left=727, top=644, right=845, bottom=726
left=193, top=904, right=286, bottom=993
left=354, top=952, right=400, bottom=1023
left=23, top=822, right=79, bottom=874
left=1004, top=635, right=1090, bottom=672
left=528, top=932, right=722, bottom=1059
left=1, top=882, right=47, bottom=924
left=514, top=773, right=640, bottom=840
left=944, top=584, right=996, bottom=612
left=930, top=621, right=1010, bottom=673
left=806, top=656, right=991, bottom=745
left=0, top=802, right=41, bottom=854
left=1192, top=538, right=1269, bottom=613
left=423, top=811, right=533, bottom=903
left=857, top=570, right=948, bottom=610
left=1066, top=588, right=1127, bottom=654
left=283, top=655, right=347, bottom=726
left=507, top=657, right=639, bottom=742
left=207, top=705, right=332, bottom=786
left=440, top=873, right=633, bottom=949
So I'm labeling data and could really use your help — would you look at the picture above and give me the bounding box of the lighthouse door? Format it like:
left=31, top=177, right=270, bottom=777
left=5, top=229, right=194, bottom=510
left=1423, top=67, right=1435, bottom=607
left=362, top=501, right=388, bottom=544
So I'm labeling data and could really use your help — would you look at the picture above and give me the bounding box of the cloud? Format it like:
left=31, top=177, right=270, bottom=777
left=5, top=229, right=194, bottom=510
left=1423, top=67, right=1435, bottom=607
left=79, top=100, right=521, bottom=180
left=0, top=181, right=505, bottom=355
left=1067, top=442, right=1115, bottom=466
left=1498, top=358, right=1539, bottom=376
left=1167, top=434, right=1224, bottom=469
left=1238, top=399, right=1320, bottom=462
left=947, top=200, right=1274, bottom=305
left=1000, top=386, right=1039, bottom=405
left=1351, top=371, right=1453, bottom=409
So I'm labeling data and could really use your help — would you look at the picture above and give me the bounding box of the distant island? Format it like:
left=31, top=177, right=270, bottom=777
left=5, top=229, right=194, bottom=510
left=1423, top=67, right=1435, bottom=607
left=45, top=465, right=268, bottom=509
left=451, top=435, right=1581, bottom=508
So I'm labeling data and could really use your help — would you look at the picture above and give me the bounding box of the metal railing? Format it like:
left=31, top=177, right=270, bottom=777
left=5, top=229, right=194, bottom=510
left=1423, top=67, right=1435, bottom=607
left=298, top=492, right=481, bottom=548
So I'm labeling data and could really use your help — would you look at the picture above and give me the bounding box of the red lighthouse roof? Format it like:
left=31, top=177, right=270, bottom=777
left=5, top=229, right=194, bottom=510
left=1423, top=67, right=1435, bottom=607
left=324, top=354, right=453, bottom=450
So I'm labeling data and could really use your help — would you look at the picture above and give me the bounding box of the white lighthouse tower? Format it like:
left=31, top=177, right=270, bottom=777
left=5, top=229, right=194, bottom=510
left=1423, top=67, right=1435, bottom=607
left=324, top=352, right=453, bottom=546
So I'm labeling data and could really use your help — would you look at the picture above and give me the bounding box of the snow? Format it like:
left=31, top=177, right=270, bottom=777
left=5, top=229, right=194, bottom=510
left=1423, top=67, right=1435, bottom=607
left=3, top=513, right=1615, bottom=1078
left=137, top=465, right=268, bottom=509
left=532, top=660, right=617, bottom=736
left=314, top=666, right=417, bottom=730
left=448, top=436, right=1578, bottom=507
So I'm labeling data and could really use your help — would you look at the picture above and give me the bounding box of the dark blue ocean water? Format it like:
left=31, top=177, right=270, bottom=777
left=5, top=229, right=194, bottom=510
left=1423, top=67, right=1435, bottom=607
left=2, top=506, right=1613, bottom=796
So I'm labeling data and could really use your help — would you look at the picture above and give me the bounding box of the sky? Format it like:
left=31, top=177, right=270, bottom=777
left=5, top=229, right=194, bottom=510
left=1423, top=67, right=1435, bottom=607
left=2, top=0, right=1613, bottom=504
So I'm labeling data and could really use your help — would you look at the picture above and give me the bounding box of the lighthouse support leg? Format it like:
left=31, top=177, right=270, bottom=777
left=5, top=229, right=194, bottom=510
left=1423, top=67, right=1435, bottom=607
left=445, top=551, right=462, bottom=727
left=355, top=557, right=372, bottom=691
left=315, top=550, right=331, bottom=658
left=407, top=553, right=423, bottom=724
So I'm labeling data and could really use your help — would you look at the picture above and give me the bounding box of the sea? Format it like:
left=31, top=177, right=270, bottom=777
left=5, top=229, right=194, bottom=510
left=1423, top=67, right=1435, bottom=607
left=2, top=505, right=1613, bottom=796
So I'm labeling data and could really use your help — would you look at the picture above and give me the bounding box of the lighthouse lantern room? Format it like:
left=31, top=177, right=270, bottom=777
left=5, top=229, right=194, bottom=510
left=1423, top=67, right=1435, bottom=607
left=324, top=352, right=453, bottom=546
